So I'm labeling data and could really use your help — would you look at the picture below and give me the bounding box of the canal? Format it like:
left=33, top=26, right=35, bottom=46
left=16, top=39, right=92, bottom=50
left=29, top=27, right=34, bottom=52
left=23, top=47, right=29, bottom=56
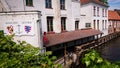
left=98, top=37, right=120, bottom=62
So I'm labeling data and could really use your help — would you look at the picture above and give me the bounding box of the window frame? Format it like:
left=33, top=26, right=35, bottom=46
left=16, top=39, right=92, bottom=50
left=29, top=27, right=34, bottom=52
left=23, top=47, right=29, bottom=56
left=75, top=21, right=79, bottom=30
left=47, top=17, right=53, bottom=32
left=93, top=20, right=96, bottom=29
left=97, top=7, right=99, bottom=17
left=61, top=17, right=66, bottom=31
left=60, top=0, right=65, bottom=10
left=85, top=23, right=91, bottom=28
left=97, top=20, right=99, bottom=30
left=105, top=20, right=107, bottom=29
left=102, top=8, right=104, bottom=17
left=102, top=20, right=104, bottom=30
left=26, top=0, right=33, bottom=6
left=105, top=9, right=107, bottom=17
left=93, top=6, right=96, bottom=16
left=45, top=0, right=52, bottom=8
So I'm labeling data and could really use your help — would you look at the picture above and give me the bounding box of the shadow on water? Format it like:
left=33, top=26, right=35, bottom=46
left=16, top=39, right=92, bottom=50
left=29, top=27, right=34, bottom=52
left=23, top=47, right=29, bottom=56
left=98, top=37, right=120, bottom=62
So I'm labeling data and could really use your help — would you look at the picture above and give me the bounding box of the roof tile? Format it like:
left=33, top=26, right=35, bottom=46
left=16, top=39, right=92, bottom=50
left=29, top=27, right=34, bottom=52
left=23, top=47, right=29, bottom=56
left=44, top=29, right=102, bottom=47
left=108, top=10, right=120, bottom=20
left=80, top=0, right=109, bottom=7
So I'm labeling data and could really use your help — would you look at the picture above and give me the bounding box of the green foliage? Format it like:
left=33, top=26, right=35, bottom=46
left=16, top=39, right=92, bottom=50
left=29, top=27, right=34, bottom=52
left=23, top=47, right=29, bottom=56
left=82, top=49, right=120, bottom=68
left=0, top=33, right=62, bottom=68
left=101, top=0, right=108, bottom=4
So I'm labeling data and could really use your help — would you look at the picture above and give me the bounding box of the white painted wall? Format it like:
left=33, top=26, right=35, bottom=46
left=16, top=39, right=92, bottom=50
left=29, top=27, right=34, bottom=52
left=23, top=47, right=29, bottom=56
left=81, top=3, right=108, bottom=36
left=0, top=0, right=81, bottom=47
left=71, top=1, right=81, bottom=30
left=81, top=4, right=92, bottom=29
left=0, top=0, right=81, bottom=33
left=0, top=11, right=43, bottom=48
left=0, top=0, right=7, bottom=12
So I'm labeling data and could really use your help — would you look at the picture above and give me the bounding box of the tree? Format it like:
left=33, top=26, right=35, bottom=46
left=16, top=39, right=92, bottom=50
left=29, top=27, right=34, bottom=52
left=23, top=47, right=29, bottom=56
left=100, top=0, right=108, bottom=4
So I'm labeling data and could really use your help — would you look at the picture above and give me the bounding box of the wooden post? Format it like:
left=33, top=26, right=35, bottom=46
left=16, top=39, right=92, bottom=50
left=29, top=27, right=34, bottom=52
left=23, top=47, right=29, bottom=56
left=64, top=43, right=66, bottom=66
left=96, top=34, right=99, bottom=45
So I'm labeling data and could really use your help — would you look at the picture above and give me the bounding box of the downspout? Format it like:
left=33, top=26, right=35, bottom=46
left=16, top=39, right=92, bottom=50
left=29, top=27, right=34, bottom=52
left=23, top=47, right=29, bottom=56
left=37, top=11, right=46, bottom=53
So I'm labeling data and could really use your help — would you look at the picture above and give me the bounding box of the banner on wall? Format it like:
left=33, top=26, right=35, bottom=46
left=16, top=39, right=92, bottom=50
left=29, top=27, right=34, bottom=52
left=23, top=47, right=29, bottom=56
left=4, top=22, right=34, bottom=36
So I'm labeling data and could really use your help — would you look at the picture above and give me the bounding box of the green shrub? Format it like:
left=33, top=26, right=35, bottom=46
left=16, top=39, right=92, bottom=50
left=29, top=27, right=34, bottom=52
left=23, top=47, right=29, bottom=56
left=0, top=33, right=61, bottom=68
left=82, top=49, right=120, bottom=68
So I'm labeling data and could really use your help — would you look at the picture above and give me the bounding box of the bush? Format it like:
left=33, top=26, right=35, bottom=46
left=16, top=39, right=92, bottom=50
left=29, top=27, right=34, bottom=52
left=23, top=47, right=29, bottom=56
left=0, top=33, right=61, bottom=68
left=82, top=49, right=120, bottom=68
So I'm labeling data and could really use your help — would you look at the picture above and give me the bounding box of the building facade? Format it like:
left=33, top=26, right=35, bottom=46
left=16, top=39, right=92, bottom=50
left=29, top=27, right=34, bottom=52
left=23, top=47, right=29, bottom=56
left=0, top=0, right=104, bottom=59
left=0, top=0, right=81, bottom=47
left=108, top=10, right=120, bottom=34
left=0, top=0, right=81, bottom=33
left=80, top=0, right=109, bottom=36
left=0, top=0, right=10, bottom=12
left=0, top=11, right=43, bottom=48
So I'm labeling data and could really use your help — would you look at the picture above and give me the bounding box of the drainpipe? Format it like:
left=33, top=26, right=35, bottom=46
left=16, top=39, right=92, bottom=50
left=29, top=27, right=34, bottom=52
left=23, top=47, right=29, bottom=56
left=37, top=11, right=46, bottom=53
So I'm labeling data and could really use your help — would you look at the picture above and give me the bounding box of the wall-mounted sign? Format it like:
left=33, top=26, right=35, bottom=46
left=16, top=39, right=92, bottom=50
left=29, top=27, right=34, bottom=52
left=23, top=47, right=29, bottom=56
left=4, top=22, right=34, bottom=36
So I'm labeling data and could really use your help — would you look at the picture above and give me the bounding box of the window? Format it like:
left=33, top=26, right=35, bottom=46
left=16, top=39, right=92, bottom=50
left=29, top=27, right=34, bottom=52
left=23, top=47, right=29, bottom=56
left=97, top=20, right=99, bottom=30
left=93, top=6, right=96, bottom=16
left=26, top=0, right=33, bottom=6
left=86, top=23, right=91, bottom=28
left=45, top=0, right=52, bottom=8
left=105, top=9, right=107, bottom=17
left=47, top=17, right=53, bottom=32
left=97, top=7, right=99, bottom=17
left=75, top=21, right=79, bottom=30
left=102, top=9, right=104, bottom=17
left=102, top=20, right=104, bottom=30
left=93, top=20, right=96, bottom=29
left=61, top=17, right=66, bottom=31
left=60, top=0, right=65, bottom=10
left=105, top=20, right=107, bottom=29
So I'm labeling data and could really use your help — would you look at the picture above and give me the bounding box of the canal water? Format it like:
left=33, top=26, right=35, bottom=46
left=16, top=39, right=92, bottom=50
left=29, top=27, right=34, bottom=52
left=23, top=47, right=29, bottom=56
left=98, top=37, right=120, bottom=62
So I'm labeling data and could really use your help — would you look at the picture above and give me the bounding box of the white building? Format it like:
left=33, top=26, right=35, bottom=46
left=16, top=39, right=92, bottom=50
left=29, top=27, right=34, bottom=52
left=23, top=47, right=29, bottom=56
left=80, top=0, right=109, bottom=36
left=0, top=0, right=81, bottom=47
left=0, top=0, right=104, bottom=58
left=108, top=10, right=120, bottom=34
left=0, top=0, right=81, bottom=33
left=0, top=11, right=43, bottom=48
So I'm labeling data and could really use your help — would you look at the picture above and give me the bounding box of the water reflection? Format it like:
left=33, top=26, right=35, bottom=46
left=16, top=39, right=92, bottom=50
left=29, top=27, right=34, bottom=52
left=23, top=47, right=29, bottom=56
left=98, top=37, right=120, bottom=62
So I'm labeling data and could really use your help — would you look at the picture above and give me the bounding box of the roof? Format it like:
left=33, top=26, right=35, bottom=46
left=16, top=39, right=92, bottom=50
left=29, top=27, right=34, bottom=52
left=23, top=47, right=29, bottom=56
left=80, top=0, right=109, bottom=7
left=114, top=9, right=120, bottom=15
left=44, top=29, right=102, bottom=47
left=108, top=10, right=120, bottom=20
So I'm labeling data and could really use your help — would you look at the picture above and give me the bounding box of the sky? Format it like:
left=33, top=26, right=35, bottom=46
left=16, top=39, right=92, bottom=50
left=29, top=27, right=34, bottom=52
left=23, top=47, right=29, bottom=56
left=108, top=0, right=120, bottom=10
